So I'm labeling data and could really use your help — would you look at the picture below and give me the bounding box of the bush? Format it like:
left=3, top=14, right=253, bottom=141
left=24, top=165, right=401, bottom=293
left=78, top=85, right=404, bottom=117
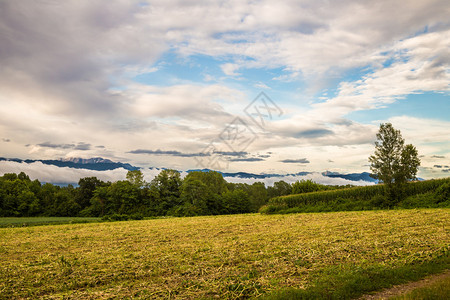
left=435, top=182, right=450, bottom=203
left=371, top=194, right=389, bottom=208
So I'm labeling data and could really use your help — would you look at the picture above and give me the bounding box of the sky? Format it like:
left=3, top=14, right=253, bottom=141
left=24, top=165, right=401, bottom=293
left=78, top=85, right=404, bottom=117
left=0, top=0, right=449, bottom=182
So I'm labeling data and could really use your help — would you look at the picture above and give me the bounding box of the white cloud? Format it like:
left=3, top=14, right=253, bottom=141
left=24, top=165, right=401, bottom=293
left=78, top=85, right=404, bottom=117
left=0, top=161, right=129, bottom=184
left=0, top=0, right=449, bottom=178
left=221, top=63, right=241, bottom=76
left=224, top=173, right=374, bottom=187
left=312, top=29, right=450, bottom=120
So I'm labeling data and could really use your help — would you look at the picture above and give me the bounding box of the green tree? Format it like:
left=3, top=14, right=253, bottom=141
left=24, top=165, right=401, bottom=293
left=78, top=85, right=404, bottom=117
left=182, top=171, right=228, bottom=214
left=222, top=189, right=250, bottom=214
left=271, top=180, right=292, bottom=197
left=248, top=182, right=268, bottom=212
left=178, top=178, right=210, bottom=216
left=369, top=123, right=420, bottom=202
left=292, top=179, right=321, bottom=194
left=151, top=169, right=182, bottom=213
left=76, top=177, right=105, bottom=210
left=126, top=170, right=144, bottom=187
left=106, top=181, right=140, bottom=215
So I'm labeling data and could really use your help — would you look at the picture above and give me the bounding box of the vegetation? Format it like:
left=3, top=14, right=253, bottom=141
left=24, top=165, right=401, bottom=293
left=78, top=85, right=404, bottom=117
left=0, top=171, right=354, bottom=218
left=0, top=170, right=272, bottom=218
left=0, top=217, right=100, bottom=228
left=262, top=178, right=450, bottom=214
left=369, top=123, right=420, bottom=203
left=391, top=273, right=450, bottom=299
left=0, top=209, right=448, bottom=299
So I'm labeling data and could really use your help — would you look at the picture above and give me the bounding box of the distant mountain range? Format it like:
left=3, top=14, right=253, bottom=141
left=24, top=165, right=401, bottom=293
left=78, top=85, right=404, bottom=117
left=0, top=157, right=138, bottom=171
left=0, top=156, right=378, bottom=183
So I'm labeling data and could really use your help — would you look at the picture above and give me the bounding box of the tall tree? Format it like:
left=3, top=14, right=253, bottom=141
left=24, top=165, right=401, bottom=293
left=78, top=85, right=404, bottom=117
left=151, top=169, right=182, bottom=213
left=126, top=170, right=145, bottom=187
left=369, top=123, right=420, bottom=201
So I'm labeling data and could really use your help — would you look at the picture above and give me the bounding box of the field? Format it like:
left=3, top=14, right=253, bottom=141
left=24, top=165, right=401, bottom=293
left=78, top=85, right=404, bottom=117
left=0, top=217, right=100, bottom=228
left=1, top=209, right=449, bottom=299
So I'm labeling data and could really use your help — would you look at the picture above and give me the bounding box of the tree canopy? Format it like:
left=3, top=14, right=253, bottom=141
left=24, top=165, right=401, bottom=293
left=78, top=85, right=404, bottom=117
left=369, top=123, right=420, bottom=201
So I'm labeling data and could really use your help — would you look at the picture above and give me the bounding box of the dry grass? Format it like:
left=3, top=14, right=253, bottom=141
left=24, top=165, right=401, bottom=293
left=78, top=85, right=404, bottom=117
left=1, top=209, right=449, bottom=299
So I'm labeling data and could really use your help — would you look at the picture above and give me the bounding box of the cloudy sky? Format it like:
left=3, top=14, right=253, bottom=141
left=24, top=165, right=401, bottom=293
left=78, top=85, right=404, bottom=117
left=1, top=0, right=449, bottom=180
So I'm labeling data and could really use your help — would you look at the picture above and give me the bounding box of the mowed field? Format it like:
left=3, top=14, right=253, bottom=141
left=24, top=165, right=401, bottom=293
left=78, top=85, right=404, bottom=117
left=1, top=209, right=449, bottom=299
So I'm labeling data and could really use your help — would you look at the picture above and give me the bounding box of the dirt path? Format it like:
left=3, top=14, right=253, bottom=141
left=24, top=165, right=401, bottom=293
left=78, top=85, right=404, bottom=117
left=358, top=269, right=450, bottom=299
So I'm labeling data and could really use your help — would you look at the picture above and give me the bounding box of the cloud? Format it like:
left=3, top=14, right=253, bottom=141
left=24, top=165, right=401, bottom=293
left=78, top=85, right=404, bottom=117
left=214, top=151, right=248, bottom=156
left=311, top=29, right=450, bottom=121
left=431, top=155, right=446, bottom=159
left=0, top=159, right=374, bottom=187
left=229, top=157, right=264, bottom=162
left=433, top=165, right=449, bottom=169
left=221, top=63, right=241, bottom=76
left=37, top=142, right=91, bottom=151
left=254, top=82, right=270, bottom=89
left=0, top=160, right=192, bottom=184
left=0, top=1, right=449, bottom=178
left=0, top=160, right=129, bottom=184
left=128, top=149, right=209, bottom=157
left=295, top=129, right=334, bottom=139
left=280, top=158, right=310, bottom=164
left=124, top=83, right=239, bottom=123
left=223, top=172, right=374, bottom=187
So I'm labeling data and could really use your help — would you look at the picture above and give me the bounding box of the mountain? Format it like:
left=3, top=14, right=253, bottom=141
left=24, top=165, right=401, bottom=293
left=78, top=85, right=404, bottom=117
left=322, top=171, right=378, bottom=183
left=0, top=157, right=139, bottom=171
left=188, top=168, right=311, bottom=179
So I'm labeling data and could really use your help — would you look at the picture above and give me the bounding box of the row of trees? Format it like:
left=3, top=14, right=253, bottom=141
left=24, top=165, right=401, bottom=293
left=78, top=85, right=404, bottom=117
left=1, top=170, right=340, bottom=218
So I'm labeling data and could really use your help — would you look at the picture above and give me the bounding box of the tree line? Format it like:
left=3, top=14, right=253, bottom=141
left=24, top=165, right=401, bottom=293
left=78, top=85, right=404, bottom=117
left=0, top=170, right=351, bottom=218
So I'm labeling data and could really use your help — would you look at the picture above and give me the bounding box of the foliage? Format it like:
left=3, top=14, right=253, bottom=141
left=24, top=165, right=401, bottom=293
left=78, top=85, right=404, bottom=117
left=292, top=179, right=322, bottom=194
left=369, top=123, right=420, bottom=202
left=2, top=169, right=447, bottom=218
left=267, top=180, right=292, bottom=198
left=263, top=178, right=450, bottom=214
left=126, top=170, right=144, bottom=187
left=0, top=170, right=281, bottom=218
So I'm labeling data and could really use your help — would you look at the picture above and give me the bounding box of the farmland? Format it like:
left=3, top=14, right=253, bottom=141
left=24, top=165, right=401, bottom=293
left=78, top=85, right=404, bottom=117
left=1, top=209, right=449, bottom=299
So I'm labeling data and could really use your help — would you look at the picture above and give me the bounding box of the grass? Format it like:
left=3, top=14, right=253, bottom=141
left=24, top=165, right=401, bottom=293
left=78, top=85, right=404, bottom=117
left=0, top=217, right=101, bottom=227
left=0, top=209, right=449, bottom=299
left=391, top=274, right=450, bottom=299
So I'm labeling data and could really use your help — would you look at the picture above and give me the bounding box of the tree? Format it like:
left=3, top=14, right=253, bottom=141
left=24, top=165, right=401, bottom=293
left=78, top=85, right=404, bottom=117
left=369, top=123, right=420, bottom=201
left=151, top=169, right=182, bottom=213
left=292, top=179, right=321, bottom=194
left=126, top=170, right=144, bottom=187
left=76, top=177, right=104, bottom=210
left=222, top=190, right=250, bottom=214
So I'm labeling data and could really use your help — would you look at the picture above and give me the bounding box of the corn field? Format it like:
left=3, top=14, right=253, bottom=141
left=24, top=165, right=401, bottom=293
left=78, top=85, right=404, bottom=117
left=263, top=178, right=450, bottom=213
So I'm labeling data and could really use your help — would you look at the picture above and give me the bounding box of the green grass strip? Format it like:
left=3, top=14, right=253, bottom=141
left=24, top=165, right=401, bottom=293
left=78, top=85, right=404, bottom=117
left=391, top=275, right=450, bottom=299
left=264, top=250, right=449, bottom=300
left=0, top=217, right=101, bottom=227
